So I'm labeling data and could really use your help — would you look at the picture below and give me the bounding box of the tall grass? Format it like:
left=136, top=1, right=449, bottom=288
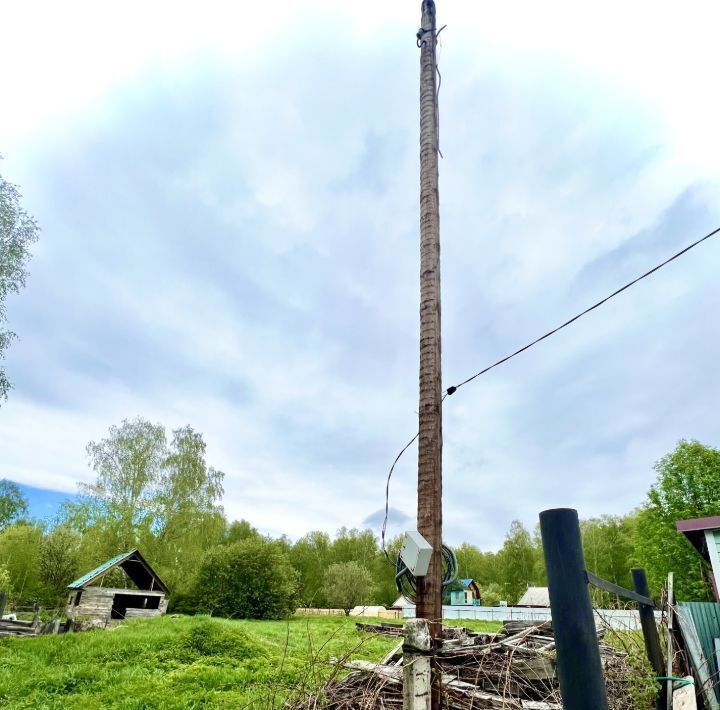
left=0, top=615, right=501, bottom=708
left=0, top=615, right=390, bottom=709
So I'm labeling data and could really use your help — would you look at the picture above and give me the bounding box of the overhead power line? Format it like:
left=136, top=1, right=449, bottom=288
left=447, top=224, right=720, bottom=394
left=381, top=223, right=720, bottom=553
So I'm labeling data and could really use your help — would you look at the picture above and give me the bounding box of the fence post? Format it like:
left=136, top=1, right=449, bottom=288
left=0, top=591, right=6, bottom=618
left=665, top=572, right=674, bottom=710
left=403, top=617, right=432, bottom=710
left=632, top=568, right=666, bottom=709
left=540, top=508, right=609, bottom=710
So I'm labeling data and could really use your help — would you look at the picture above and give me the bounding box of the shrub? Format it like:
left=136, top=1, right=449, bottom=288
left=480, top=583, right=503, bottom=607
left=193, top=538, right=298, bottom=619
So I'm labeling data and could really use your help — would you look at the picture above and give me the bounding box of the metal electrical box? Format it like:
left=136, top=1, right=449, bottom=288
left=400, top=530, right=433, bottom=577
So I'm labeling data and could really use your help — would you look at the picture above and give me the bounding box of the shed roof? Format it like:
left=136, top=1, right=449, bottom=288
left=676, top=517, right=720, bottom=557
left=391, top=594, right=414, bottom=608
left=68, top=549, right=169, bottom=593
left=677, top=516, right=720, bottom=534
left=516, top=587, right=550, bottom=607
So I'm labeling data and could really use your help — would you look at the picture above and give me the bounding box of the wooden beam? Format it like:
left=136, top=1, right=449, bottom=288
left=415, top=7, right=443, bottom=702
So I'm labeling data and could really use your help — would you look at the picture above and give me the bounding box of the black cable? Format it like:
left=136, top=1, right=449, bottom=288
left=416, top=23, right=447, bottom=159
left=381, top=431, right=418, bottom=562
left=380, top=224, right=720, bottom=552
left=396, top=544, right=458, bottom=603
left=434, top=25, right=446, bottom=159
left=446, top=224, right=720, bottom=395
left=381, top=393, right=447, bottom=561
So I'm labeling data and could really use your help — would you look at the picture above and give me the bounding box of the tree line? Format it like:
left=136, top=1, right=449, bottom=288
left=1, top=418, right=719, bottom=618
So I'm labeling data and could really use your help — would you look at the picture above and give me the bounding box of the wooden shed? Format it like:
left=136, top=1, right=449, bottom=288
left=66, top=549, right=169, bottom=624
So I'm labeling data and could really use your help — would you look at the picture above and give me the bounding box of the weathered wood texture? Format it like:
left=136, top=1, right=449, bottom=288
left=66, top=587, right=167, bottom=621
left=294, top=619, right=641, bottom=709
left=416, top=0, right=443, bottom=644
left=66, top=588, right=113, bottom=619
left=125, top=608, right=163, bottom=619
left=666, top=572, right=674, bottom=710
left=631, top=568, right=666, bottom=709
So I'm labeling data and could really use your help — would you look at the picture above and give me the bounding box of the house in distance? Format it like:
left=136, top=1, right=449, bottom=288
left=516, top=587, right=551, bottom=608
left=449, top=579, right=481, bottom=606
left=66, top=549, right=169, bottom=624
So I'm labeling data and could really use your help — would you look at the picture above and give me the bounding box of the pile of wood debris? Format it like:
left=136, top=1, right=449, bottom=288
left=0, top=613, right=64, bottom=638
left=291, top=620, right=640, bottom=709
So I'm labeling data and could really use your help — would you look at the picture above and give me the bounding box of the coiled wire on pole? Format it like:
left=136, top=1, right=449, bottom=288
left=395, top=544, right=458, bottom=603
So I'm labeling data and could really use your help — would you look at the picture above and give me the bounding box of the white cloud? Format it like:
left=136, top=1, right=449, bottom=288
left=2, top=1, right=720, bottom=549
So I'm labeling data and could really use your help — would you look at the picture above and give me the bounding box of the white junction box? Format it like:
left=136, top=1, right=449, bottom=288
left=400, top=530, right=433, bottom=577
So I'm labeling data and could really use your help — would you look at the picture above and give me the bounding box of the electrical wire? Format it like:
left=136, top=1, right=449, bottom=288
left=381, top=393, right=446, bottom=561
left=434, top=25, right=446, bottom=159
left=446, top=224, right=720, bottom=395
left=380, top=224, right=720, bottom=554
left=381, top=432, right=418, bottom=562
left=416, top=20, right=446, bottom=159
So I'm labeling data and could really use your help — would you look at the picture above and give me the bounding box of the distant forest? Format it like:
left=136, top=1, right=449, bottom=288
left=1, top=419, right=717, bottom=618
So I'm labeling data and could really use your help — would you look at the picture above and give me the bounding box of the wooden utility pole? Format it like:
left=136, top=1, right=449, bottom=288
left=415, top=0, right=443, bottom=704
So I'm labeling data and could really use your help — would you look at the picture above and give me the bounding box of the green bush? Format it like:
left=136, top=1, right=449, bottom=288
left=193, top=538, right=298, bottom=619
left=480, top=583, right=503, bottom=607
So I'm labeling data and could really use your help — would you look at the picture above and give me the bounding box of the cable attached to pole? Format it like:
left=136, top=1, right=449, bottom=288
left=380, top=224, right=720, bottom=553
left=446, top=224, right=720, bottom=395
left=396, top=544, right=458, bottom=603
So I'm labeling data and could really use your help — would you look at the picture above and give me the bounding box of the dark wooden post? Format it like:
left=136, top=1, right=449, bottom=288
left=0, top=591, right=6, bottom=618
left=540, top=508, right=609, bottom=710
left=665, top=572, right=674, bottom=710
left=632, top=568, right=666, bottom=709
left=416, top=2, right=444, bottom=707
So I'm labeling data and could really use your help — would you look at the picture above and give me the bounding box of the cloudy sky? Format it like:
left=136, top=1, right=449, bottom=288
left=2, top=0, right=720, bottom=549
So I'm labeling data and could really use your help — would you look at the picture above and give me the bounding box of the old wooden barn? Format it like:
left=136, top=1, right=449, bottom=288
left=66, top=549, right=169, bottom=624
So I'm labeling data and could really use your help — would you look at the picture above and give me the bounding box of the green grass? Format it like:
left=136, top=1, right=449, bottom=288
left=0, top=615, right=500, bottom=709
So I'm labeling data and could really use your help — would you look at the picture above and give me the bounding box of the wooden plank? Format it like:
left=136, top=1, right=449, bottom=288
left=666, top=572, right=674, bottom=710
left=379, top=641, right=403, bottom=666
left=587, top=571, right=654, bottom=607
left=340, top=659, right=522, bottom=710
left=124, top=609, right=162, bottom=618
left=513, top=657, right=556, bottom=681
left=78, top=588, right=165, bottom=598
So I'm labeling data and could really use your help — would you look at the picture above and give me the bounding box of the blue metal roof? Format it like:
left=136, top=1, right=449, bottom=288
left=67, top=549, right=139, bottom=590
left=459, top=579, right=475, bottom=588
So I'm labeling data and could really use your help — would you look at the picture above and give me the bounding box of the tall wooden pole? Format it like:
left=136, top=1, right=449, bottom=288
left=416, top=2, right=443, bottom=705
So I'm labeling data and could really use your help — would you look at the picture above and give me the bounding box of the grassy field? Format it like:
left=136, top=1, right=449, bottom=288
left=0, top=615, right=500, bottom=709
